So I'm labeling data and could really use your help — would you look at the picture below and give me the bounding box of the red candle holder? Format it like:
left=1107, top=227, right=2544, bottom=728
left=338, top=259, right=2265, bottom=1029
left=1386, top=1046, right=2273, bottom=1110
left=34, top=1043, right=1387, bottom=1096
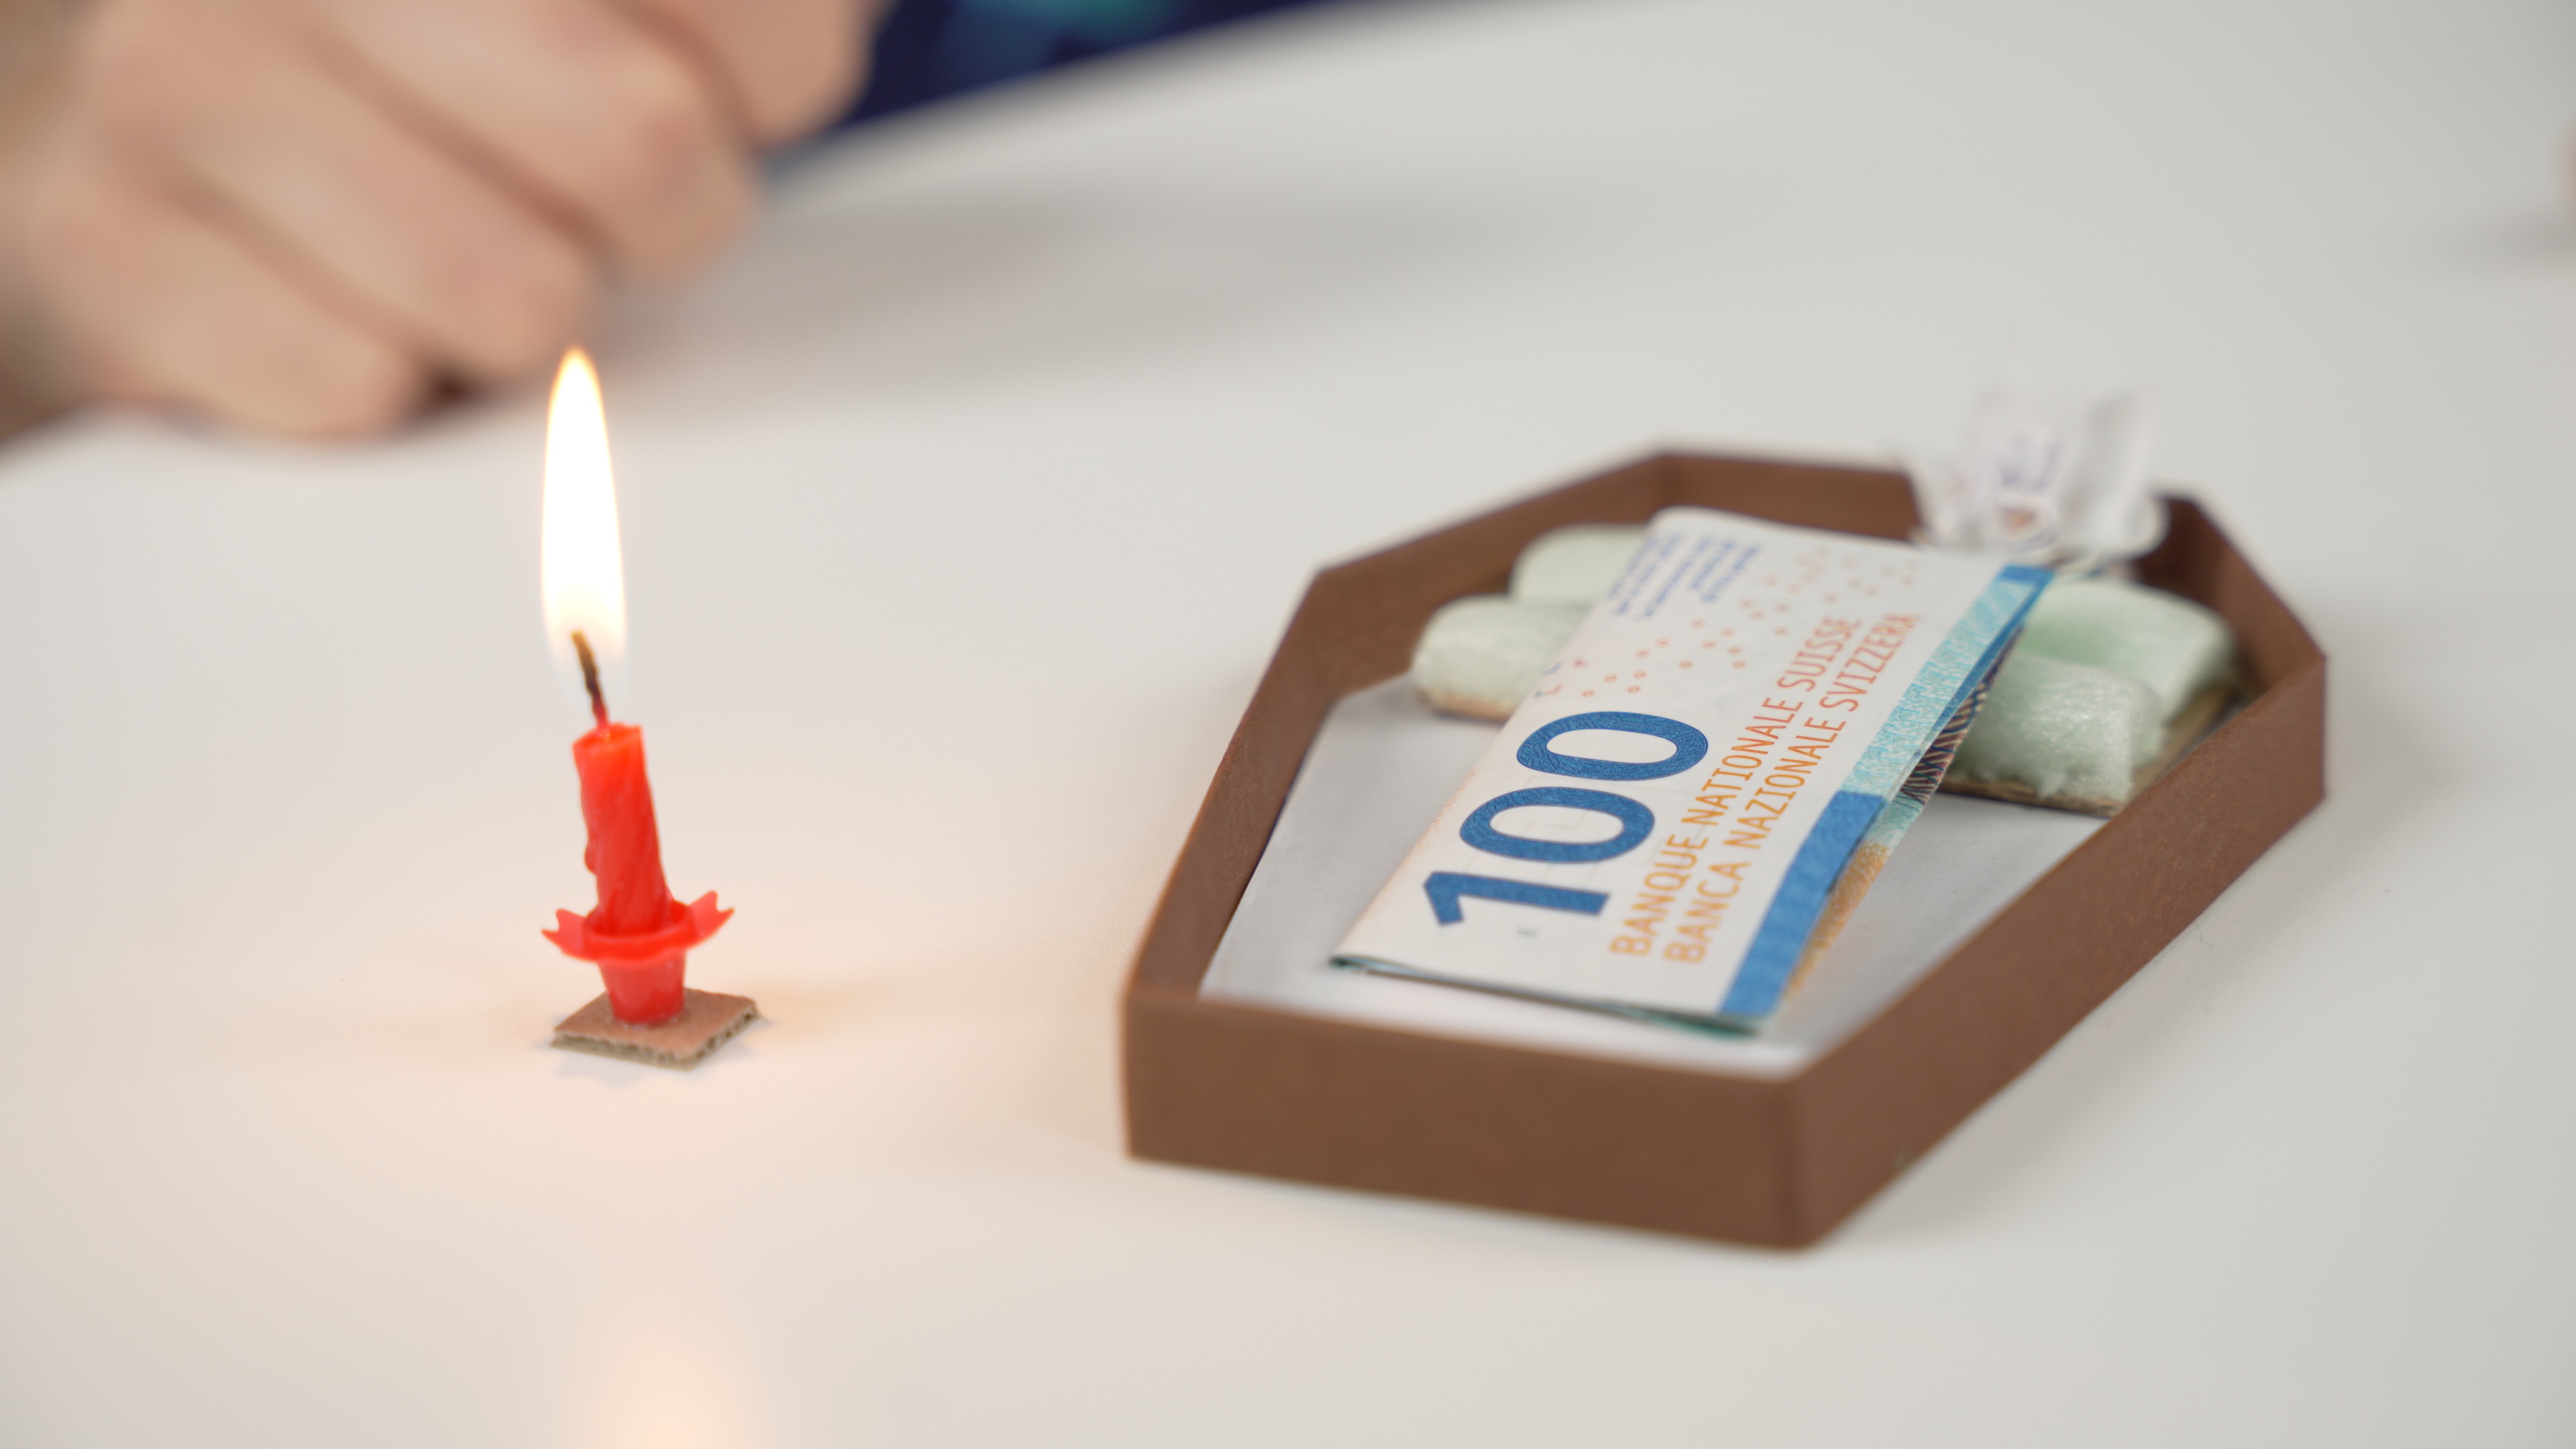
left=543, top=891, right=731, bottom=1024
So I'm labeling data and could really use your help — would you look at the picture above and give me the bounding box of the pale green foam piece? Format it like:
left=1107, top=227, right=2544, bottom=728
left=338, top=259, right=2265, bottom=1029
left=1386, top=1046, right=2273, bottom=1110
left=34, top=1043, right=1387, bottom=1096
left=1510, top=524, right=1649, bottom=604
left=2015, top=576, right=2232, bottom=721
left=1411, top=596, right=1586, bottom=720
left=1951, top=652, right=2161, bottom=809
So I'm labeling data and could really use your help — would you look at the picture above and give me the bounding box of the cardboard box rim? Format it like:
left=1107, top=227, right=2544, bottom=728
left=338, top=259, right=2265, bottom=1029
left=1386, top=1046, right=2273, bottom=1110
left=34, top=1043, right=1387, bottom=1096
left=1121, top=452, right=2325, bottom=1248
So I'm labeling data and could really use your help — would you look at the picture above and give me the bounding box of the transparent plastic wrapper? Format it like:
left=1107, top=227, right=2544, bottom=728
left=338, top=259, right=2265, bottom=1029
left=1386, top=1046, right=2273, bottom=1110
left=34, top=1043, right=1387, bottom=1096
left=1909, top=385, right=2161, bottom=574
left=1909, top=383, right=2244, bottom=812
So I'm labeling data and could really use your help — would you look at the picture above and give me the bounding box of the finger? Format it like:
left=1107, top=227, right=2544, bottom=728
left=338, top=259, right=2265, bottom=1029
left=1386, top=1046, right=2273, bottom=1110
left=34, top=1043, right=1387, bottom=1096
left=26, top=144, right=425, bottom=437
left=72, top=0, right=594, bottom=383
left=620, top=0, right=869, bottom=143
left=307, top=0, right=752, bottom=280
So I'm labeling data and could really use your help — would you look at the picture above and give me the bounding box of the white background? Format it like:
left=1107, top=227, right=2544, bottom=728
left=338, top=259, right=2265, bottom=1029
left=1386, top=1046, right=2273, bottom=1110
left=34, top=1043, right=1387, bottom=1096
left=0, top=0, right=2569, bottom=1442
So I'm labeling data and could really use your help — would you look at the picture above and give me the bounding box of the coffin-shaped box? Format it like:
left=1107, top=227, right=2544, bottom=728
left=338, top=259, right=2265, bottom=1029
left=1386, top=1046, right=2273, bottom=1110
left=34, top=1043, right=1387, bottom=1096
left=1121, top=452, right=2324, bottom=1246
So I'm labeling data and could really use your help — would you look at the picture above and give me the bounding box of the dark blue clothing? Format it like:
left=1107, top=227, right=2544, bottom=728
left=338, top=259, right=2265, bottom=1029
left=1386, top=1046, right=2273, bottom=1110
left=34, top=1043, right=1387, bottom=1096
left=846, top=0, right=1336, bottom=124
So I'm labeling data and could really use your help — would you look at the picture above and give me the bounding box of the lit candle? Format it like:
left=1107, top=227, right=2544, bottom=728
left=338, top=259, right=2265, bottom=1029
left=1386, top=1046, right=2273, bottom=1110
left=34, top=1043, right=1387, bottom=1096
left=539, top=348, right=729, bottom=1027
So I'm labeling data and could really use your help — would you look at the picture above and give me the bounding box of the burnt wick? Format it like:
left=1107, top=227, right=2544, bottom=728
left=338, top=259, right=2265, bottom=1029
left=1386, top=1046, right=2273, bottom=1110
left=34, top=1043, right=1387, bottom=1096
left=570, top=630, right=609, bottom=729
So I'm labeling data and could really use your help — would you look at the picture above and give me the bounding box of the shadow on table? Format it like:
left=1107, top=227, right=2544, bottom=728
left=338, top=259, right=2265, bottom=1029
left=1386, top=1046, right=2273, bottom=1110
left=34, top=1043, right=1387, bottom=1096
left=2444, top=206, right=2576, bottom=271
left=1837, top=596, right=2428, bottom=1246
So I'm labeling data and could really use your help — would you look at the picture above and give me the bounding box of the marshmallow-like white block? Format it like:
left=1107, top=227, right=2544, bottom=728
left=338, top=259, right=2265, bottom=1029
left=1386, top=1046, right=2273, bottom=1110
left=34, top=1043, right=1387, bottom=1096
left=1413, top=539, right=2235, bottom=814
left=1510, top=524, right=1648, bottom=604
left=1951, top=652, right=2161, bottom=809
left=1411, top=596, right=1586, bottom=721
left=2015, top=576, right=2232, bottom=721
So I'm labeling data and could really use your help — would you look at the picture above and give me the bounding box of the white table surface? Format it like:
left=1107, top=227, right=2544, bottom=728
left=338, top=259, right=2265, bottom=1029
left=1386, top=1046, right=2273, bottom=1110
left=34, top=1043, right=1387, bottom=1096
left=3, top=0, right=2570, bottom=1442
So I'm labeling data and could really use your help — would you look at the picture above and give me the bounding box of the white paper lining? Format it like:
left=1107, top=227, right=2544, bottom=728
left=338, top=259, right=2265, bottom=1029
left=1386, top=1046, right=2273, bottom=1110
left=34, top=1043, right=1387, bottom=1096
left=1200, top=678, right=2106, bottom=1080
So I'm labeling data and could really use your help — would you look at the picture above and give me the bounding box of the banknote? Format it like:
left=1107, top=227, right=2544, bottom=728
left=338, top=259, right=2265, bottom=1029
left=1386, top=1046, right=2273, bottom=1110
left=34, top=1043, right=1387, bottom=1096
left=1332, top=507, right=2049, bottom=1030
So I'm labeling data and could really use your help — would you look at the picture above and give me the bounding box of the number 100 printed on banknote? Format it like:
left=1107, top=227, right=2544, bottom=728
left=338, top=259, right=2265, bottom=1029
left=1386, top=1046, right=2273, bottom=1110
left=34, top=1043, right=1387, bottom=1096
left=1334, top=508, right=2051, bottom=1030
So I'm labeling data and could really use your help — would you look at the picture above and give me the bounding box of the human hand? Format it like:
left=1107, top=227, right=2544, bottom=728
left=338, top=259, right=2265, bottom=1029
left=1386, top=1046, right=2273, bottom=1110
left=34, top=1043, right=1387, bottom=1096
left=3, top=0, right=877, bottom=437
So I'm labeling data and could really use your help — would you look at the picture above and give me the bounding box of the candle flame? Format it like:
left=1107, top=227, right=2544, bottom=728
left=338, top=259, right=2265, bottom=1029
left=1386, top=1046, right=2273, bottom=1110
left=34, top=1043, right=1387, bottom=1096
left=541, top=347, right=627, bottom=718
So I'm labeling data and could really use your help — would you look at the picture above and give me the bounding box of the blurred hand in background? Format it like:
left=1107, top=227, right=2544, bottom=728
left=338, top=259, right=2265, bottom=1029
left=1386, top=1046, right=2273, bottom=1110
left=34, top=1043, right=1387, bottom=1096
left=0, top=0, right=882, bottom=437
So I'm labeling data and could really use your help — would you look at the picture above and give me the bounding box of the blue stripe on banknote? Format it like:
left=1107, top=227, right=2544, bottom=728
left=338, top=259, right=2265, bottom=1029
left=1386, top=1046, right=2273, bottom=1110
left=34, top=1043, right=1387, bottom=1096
left=1717, top=563, right=2051, bottom=1020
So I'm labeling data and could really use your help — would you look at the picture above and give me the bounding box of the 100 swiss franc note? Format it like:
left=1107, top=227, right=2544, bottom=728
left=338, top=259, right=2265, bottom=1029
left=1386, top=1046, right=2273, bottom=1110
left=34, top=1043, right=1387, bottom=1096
left=1333, top=507, right=2049, bottom=1030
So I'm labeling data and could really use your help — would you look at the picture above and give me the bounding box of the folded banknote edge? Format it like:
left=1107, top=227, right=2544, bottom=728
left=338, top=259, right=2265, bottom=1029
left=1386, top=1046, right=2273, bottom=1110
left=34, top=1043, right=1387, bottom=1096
left=1325, top=954, right=1766, bottom=1036
left=1712, top=561, right=2053, bottom=1021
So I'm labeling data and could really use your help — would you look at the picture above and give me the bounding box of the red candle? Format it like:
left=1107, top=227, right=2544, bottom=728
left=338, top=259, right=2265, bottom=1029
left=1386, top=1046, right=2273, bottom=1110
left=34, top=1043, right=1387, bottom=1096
left=538, top=350, right=728, bottom=1025
left=574, top=720, right=676, bottom=936
left=546, top=724, right=729, bottom=1022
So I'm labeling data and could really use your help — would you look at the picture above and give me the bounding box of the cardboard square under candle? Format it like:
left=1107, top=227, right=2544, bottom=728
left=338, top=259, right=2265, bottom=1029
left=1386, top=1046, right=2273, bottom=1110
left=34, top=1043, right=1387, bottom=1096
left=552, top=990, right=760, bottom=1070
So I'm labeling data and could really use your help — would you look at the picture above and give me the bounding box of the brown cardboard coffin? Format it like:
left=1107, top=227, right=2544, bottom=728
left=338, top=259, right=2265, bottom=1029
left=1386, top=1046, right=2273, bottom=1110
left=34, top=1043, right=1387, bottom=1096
left=1120, top=452, right=2324, bottom=1247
